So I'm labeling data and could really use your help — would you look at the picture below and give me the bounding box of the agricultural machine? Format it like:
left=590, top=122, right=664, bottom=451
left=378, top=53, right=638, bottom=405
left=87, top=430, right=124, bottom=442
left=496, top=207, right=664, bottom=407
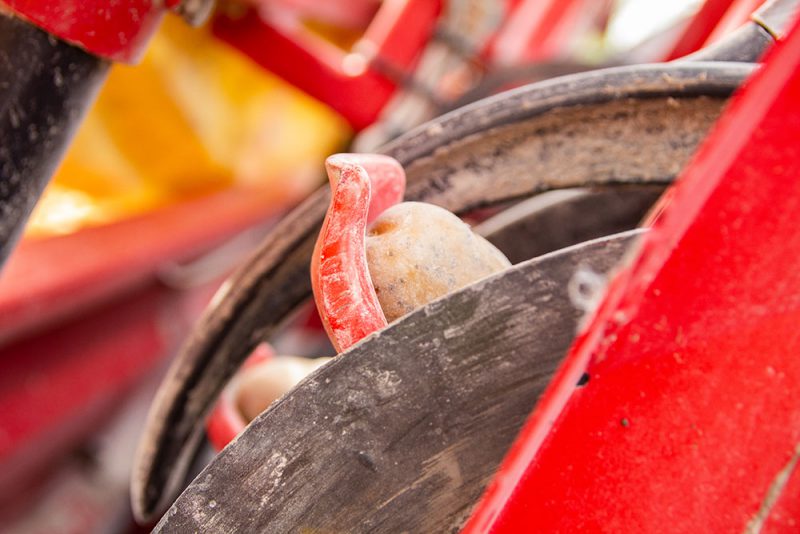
left=1, top=0, right=799, bottom=532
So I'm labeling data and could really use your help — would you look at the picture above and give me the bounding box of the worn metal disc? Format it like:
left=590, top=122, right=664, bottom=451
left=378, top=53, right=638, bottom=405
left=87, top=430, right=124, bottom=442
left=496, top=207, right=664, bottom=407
left=154, top=230, right=642, bottom=533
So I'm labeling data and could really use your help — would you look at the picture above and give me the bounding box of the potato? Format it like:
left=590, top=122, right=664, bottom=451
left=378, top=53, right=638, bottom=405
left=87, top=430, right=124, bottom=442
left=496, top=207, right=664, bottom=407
left=365, top=201, right=511, bottom=322
left=236, top=356, right=331, bottom=422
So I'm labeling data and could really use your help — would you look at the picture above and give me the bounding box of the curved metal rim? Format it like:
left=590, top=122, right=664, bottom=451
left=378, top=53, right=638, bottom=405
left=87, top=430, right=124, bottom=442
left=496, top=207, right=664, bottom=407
left=381, top=61, right=754, bottom=164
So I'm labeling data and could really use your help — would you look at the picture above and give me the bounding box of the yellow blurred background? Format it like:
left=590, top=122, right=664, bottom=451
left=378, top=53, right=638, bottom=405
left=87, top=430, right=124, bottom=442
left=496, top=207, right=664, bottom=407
left=27, top=16, right=351, bottom=238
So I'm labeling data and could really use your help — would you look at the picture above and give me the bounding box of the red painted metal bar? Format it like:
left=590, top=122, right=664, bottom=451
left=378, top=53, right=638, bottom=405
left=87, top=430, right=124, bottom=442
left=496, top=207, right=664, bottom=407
left=212, top=0, right=441, bottom=130
left=0, top=186, right=283, bottom=347
left=665, top=0, right=739, bottom=60
left=259, top=0, right=379, bottom=29
left=0, top=0, right=168, bottom=62
left=706, top=0, right=766, bottom=44
left=487, top=0, right=612, bottom=64
left=0, top=282, right=195, bottom=502
left=464, top=11, right=800, bottom=534
left=0, top=184, right=289, bottom=502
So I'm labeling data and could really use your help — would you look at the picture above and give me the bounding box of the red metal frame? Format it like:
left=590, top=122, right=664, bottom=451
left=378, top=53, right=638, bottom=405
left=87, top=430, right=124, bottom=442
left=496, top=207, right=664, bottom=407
left=705, top=0, right=766, bottom=45
left=0, top=282, right=191, bottom=501
left=665, top=0, right=739, bottom=60
left=213, top=0, right=614, bottom=128
left=464, top=12, right=800, bottom=533
left=311, top=154, right=405, bottom=352
left=487, top=0, right=611, bottom=64
left=0, top=0, right=169, bottom=62
left=263, top=0, right=380, bottom=29
left=212, top=0, right=442, bottom=130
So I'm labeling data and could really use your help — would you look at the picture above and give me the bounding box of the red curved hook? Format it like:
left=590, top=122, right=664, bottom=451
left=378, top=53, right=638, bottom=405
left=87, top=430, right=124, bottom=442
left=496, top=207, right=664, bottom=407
left=311, top=154, right=406, bottom=353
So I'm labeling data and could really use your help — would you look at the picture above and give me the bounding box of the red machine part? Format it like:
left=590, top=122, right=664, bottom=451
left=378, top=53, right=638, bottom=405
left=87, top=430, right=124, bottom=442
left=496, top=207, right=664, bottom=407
left=213, top=0, right=442, bottom=130
left=486, top=0, right=612, bottom=64
left=0, top=186, right=283, bottom=346
left=464, top=11, right=800, bottom=533
left=665, top=0, right=740, bottom=60
left=213, top=0, right=612, bottom=130
left=254, top=0, right=380, bottom=29
left=0, top=0, right=171, bottom=62
left=205, top=344, right=274, bottom=451
left=706, top=0, right=770, bottom=44
left=311, top=154, right=405, bottom=353
left=0, top=282, right=197, bottom=503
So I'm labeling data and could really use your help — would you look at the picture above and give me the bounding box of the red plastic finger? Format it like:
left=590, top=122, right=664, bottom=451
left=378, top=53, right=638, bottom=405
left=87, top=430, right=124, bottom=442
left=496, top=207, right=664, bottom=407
left=325, top=153, right=406, bottom=223
left=311, top=154, right=406, bottom=353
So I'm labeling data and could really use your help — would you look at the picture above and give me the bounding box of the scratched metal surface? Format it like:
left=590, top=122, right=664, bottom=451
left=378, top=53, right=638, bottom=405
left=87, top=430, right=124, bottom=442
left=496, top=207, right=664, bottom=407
left=153, top=230, right=642, bottom=533
left=477, top=186, right=662, bottom=263
left=132, top=62, right=752, bottom=521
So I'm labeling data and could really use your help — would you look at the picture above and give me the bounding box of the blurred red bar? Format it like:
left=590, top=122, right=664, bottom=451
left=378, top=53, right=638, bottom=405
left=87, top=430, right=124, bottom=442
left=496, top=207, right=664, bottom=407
left=0, top=185, right=282, bottom=346
left=488, top=0, right=611, bottom=64
left=213, top=0, right=441, bottom=130
left=0, top=283, right=190, bottom=503
left=665, top=0, right=738, bottom=60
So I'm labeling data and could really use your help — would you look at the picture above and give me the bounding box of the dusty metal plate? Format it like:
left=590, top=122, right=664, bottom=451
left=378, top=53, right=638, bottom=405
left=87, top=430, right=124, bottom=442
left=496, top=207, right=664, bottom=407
left=133, top=62, right=752, bottom=521
left=153, top=230, right=642, bottom=533
left=476, top=186, right=662, bottom=263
